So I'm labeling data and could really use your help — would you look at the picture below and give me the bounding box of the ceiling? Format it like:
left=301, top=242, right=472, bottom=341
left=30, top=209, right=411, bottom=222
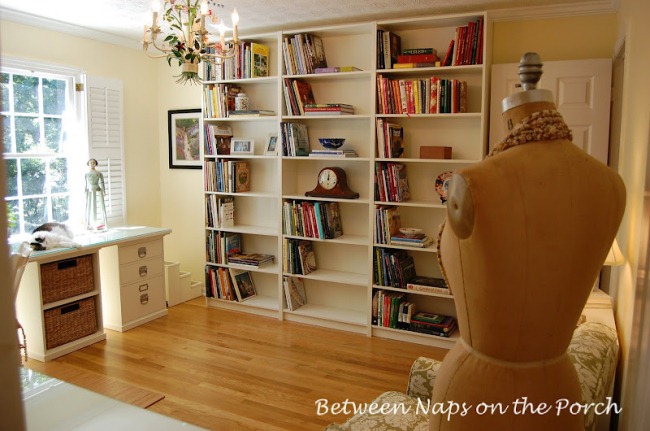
left=0, top=0, right=615, bottom=49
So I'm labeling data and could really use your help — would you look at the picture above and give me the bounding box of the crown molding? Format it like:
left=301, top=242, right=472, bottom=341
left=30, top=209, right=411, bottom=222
left=1, top=1, right=620, bottom=50
left=489, top=0, right=618, bottom=22
left=0, top=7, right=141, bottom=50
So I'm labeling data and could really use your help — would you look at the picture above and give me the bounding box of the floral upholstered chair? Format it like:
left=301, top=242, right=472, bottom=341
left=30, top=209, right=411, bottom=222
left=324, top=321, right=618, bottom=431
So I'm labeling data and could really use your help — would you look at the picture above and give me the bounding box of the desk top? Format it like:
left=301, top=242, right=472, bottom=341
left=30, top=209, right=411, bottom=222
left=21, top=368, right=206, bottom=431
left=17, top=226, right=171, bottom=262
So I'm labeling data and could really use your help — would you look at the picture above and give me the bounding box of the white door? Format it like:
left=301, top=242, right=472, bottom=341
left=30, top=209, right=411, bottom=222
left=489, top=58, right=612, bottom=164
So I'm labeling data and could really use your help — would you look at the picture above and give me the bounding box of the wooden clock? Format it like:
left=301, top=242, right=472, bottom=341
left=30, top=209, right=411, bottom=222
left=305, top=167, right=359, bottom=199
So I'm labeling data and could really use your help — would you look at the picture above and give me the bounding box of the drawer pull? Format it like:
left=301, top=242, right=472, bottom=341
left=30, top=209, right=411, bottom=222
left=139, top=266, right=148, bottom=277
left=138, top=247, right=147, bottom=258
left=139, top=283, right=149, bottom=292
left=140, top=293, right=149, bottom=304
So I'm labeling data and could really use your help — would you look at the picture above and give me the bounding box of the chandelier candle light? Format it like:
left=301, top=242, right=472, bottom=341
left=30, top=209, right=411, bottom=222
left=143, top=0, right=240, bottom=84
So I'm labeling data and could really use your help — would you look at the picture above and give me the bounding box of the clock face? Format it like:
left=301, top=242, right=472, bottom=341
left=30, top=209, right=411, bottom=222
left=318, top=168, right=338, bottom=190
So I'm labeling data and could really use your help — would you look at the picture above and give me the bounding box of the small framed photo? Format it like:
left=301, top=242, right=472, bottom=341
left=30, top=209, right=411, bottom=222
left=168, top=109, right=203, bottom=169
left=265, top=134, right=278, bottom=155
left=229, top=268, right=257, bottom=302
left=231, top=138, right=255, bottom=155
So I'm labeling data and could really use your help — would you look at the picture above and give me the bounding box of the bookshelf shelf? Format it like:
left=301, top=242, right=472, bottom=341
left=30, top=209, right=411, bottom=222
left=285, top=268, right=367, bottom=286
left=286, top=303, right=367, bottom=327
left=201, top=11, right=488, bottom=347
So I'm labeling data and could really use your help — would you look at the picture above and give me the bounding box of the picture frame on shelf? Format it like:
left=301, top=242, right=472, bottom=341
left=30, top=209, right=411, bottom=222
left=229, top=268, right=257, bottom=302
left=168, top=109, right=203, bottom=169
left=265, top=134, right=278, bottom=155
left=231, top=138, right=255, bottom=155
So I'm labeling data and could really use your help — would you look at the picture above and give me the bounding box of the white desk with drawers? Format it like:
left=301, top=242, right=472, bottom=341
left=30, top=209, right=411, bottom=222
left=15, top=226, right=171, bottom=362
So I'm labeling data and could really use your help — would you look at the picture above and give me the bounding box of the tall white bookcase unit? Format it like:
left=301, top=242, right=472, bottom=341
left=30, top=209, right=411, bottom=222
left=279, top=22, right=376, bottom=334
left=371, top=13, right=490, bottom=348
left=202, top=32, right=283, bottom=318
left=201, top=12, right=490, bottom=348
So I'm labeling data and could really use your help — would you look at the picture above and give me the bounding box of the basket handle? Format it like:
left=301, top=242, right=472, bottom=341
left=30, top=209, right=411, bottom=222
left=60, top=302, right=80, bottom=315
left=57, top=259, right=78, bottom=270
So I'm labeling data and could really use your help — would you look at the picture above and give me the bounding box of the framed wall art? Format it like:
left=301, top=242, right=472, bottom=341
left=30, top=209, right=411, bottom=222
left=168, top=109, right=203, bottom=169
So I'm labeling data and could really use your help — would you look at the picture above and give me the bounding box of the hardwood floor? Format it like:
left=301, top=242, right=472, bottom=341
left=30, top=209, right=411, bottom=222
left=24, top=298, right=448, bottom=431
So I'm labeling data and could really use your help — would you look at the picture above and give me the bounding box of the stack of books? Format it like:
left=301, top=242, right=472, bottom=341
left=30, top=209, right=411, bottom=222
left=409, top=312, right=457, bottom=337
left=390, top=232, right=434, bottom=248
left=406, top=276, right=449, bottom=295
left=304, top=103, right=354, bottom=115
left=309, top=149, right=358, bottom=158
left=392, top=48, right=440, bottom=69
left=228, top=252, right=275, bottom=268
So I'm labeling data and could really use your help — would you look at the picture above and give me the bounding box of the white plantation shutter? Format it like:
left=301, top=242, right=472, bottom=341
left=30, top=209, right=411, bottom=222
left=86, top=76, right=126, bottom=226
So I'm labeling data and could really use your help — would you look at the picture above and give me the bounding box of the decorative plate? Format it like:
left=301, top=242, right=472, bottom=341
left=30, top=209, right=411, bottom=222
left=399, top=228, right=423, bottom=236
left=435, top=171, right=454, bottom=203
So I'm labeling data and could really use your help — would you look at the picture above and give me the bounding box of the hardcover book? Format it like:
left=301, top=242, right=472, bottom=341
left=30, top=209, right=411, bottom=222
left=229, top=268, right=257, bottom=302
left=283, top=276, right=307, bottom=311
left=251, top=42, right=270, bottom=78
left=297, top=240, right=317, bottom=275
left=233, top=161, right=251, bottom=192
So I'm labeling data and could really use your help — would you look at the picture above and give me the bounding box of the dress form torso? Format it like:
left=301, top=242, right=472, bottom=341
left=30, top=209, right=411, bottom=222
left=429, top=101, right=625, bottom=430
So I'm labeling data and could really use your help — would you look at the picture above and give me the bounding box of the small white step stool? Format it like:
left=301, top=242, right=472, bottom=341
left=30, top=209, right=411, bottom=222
left=165, top=261, right=203, bottom=307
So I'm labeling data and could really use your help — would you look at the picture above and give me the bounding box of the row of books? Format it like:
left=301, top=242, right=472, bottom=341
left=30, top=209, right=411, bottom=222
left=203, top=83, right=241, bottom=119
left=376, top=30, right=401, bottom=70
left=373, top=248, right=416, bottom=289
left=374, top=205, right=401, bottom=245
left=282, top=33, right=328, bottom=75
left=377, top=75, right=468, bottom=114
left=446, top=17, right=484, bottom=67
left=375, top=162, right=411, bottom=203
left=282, top=200, right=343, bottom=239
left=204, top=159, right=251, bottom=193
left=204, top=124, right=233, bottom=156
left=376, top=119, right=404, bottom=158
left=280, top=122, right=310, bottom=156
left=283, top=238, right=317, bottom=275
left=282, top=78, right=316, bottom=116
left=374, top=246, right=450, bottom=291
left=205, top=230, right=240, bottom=264
left=205, top=267, right=258, bottom=302
left=203, top=42, right=270, bottom=81
left=283, top=276, right=307, bottom=311
left=372, top=289, right=457, bottom=336
left=205, top=195, right=234, bottom=229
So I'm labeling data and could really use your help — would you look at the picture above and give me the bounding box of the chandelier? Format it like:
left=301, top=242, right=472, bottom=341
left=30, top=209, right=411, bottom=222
left=143, top=0, right=241, bottom=85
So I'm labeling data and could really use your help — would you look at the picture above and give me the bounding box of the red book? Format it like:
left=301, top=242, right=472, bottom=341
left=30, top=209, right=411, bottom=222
left=397, top=54, right=440, bottom=63
left=442, top=39, right=454, bottom=66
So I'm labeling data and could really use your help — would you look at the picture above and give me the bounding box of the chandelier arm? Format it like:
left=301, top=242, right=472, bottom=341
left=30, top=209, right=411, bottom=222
left=150, top=37, right=173, bottom=55
left=143, top=49, right=170, bottom=60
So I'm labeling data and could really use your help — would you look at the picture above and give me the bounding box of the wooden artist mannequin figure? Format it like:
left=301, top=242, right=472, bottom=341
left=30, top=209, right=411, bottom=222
left=429, top=53, right=625, bottom=430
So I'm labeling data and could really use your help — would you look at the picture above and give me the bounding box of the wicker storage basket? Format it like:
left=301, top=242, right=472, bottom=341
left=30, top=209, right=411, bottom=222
left=41, top=255, right=94, bottom=304
left=44, top=297, right=98, bottom=350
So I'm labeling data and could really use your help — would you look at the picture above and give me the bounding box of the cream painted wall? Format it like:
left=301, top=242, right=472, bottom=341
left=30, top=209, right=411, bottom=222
left=492, top=14, right=617, bottom=63
left=0, top=20, right=163, bottom=229
left=156, top=64, right=206, bottom=284
left=613, top=0, right=650, bottom=428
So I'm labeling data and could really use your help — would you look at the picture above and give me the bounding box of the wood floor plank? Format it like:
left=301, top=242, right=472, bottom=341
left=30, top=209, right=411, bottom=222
left=24, top=298, right=447, bottom=431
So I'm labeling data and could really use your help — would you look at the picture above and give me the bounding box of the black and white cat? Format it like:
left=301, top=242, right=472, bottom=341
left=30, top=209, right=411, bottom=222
left=30, top=222, right=82, bottom=251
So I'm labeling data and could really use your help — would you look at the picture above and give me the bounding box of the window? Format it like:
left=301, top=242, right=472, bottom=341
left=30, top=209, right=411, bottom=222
left=2, top=59, right=125, bottom=240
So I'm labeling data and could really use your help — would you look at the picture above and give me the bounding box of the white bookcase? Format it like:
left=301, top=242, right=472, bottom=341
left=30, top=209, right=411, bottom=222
left=202, top=12, right=489, bottom=348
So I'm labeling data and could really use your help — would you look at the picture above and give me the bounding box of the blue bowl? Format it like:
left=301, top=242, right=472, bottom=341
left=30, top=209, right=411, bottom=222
left=318, top=138, right=346, bottom=149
